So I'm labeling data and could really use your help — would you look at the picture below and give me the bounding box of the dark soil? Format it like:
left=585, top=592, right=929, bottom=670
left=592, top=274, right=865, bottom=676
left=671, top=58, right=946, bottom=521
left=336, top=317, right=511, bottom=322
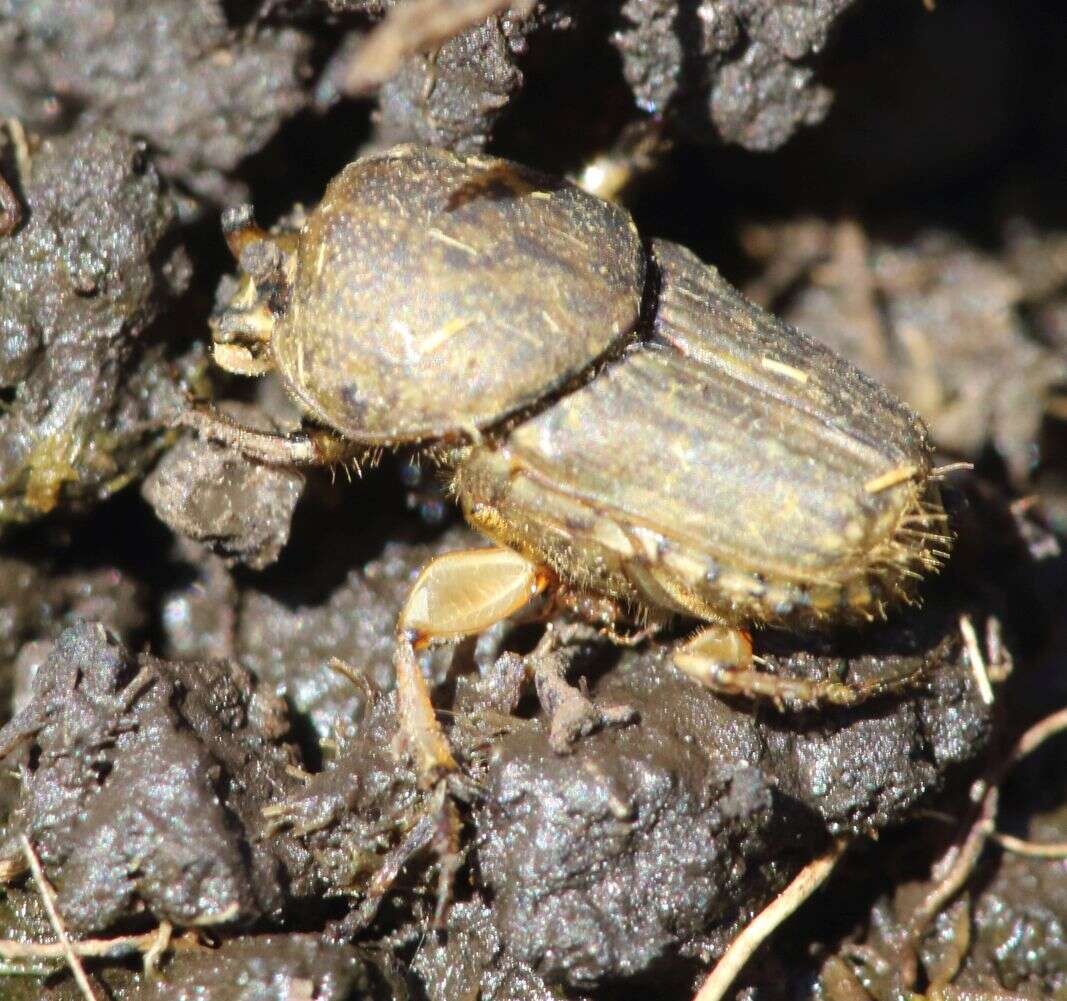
left=0, top=2, right=1064, bottom=999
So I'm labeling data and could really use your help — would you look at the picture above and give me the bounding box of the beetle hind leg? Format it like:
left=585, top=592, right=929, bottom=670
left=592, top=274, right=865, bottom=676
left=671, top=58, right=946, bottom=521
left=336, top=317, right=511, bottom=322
left=395, top=547, right=553, bottom=784
left=393, top=638, right=458, bottom=782
left=673, top=625, right=932, bottom=711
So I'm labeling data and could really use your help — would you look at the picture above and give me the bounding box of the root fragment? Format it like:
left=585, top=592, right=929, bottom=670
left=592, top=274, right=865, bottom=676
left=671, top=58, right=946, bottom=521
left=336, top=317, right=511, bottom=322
left=958, top=614, right=994, bottom=705
left=21, top=835, right=99, bottom=1001
left=986, top=831, right=1067, bottom=859
left=693, top=840, right=848, bottom=1001
left=897, top=705, right=1067, bottom=988
left=3, top=838, right=181, bottom=987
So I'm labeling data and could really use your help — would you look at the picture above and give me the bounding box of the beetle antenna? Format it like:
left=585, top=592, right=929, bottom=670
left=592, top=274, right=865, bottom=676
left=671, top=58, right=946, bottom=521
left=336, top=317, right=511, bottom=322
left=221, top=204, right=268, bottom=259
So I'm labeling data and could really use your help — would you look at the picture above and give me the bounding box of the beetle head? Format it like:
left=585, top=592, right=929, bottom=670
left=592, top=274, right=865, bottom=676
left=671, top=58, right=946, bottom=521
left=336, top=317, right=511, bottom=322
left=209, top=205, right=297, bottom=377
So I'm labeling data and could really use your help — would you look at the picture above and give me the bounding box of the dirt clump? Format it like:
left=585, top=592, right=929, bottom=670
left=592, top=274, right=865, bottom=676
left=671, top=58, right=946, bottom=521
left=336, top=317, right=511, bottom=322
left=0, top=126, right=195, bottom=529
left=143, top=403, right=305, bottom=571
left=0, top=622, right=302, bottom=932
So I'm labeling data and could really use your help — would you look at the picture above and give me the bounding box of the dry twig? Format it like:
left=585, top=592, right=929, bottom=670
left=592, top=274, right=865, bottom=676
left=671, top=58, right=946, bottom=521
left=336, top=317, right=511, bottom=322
left=344, top=0, right=534, bottom=94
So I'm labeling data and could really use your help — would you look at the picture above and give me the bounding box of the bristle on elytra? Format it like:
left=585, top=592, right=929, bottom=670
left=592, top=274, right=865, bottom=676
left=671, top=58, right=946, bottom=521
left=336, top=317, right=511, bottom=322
left=783, top=478, right=949, bottom=629
left=861, top=481, right=950, bottom=597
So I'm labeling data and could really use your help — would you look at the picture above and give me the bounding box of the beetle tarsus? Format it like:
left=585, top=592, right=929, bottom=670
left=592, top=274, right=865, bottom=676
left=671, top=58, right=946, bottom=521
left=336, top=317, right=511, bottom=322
left=343, top=781, right=463, bottom=936
left=221, top=203, right=269, bottom=259
left=674, top=625, right=935, bottom=711
left=430, top=784, right=463, bottom=928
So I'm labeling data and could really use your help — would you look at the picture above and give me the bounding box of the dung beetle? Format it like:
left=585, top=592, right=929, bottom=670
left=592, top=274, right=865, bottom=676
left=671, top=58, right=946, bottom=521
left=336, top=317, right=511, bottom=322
left=182, top=144, right=949, bottom=781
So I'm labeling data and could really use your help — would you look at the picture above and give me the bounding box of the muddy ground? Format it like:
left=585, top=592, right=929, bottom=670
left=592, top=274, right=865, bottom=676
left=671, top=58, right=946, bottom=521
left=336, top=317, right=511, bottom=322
left=0, top=1, right=1065, bottom=999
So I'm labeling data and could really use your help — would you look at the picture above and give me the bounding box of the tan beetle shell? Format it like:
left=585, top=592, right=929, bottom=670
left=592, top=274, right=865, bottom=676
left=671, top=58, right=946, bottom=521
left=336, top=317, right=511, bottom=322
left=452, top=239, right=941, bottom=628
left=271, top=144, right=646, bottom=443
left=208, top=145, right=946, bottom=632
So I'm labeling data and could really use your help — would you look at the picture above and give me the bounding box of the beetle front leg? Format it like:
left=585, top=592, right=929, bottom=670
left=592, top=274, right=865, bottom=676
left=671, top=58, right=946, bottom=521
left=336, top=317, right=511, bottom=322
left=177, top=404, right=356, bottom=467
left=395, top=547, right=553, bottom=784
left=673, top=625, right=932, bottom=711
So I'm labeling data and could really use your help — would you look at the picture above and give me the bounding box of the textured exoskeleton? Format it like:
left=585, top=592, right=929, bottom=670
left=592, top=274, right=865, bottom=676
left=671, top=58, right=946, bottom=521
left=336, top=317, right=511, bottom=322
left=183, top=144, right=949, bottom=782
left=455, top=238, right=939, bottom=633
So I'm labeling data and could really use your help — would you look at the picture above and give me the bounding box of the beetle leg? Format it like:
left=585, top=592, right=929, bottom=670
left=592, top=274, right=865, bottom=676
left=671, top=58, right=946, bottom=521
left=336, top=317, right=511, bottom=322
left=393, top=637, right=457, bottom=781
left=429, top=784, right=464, bottom=927
left=550, top=618, right=661, bottom=649
left=177, top=404, right=355, bottom=466
left=212, top=341, right=275, bottom=377
left=672, top=625, right=755, bottom=683
left=547, top=588, right=664, bottom=647
left=395, top=547, right=553, bottom=783
left=673, top=625, right=933, bottom=710
left=572, top=117, right=667, bottom=202
left=399, top=548, right=553, bottom=644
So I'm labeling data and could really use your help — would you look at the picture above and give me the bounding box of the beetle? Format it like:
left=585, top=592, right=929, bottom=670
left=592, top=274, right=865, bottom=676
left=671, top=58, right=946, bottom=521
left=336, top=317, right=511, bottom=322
left=181, top=143, right=950, bottom=783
